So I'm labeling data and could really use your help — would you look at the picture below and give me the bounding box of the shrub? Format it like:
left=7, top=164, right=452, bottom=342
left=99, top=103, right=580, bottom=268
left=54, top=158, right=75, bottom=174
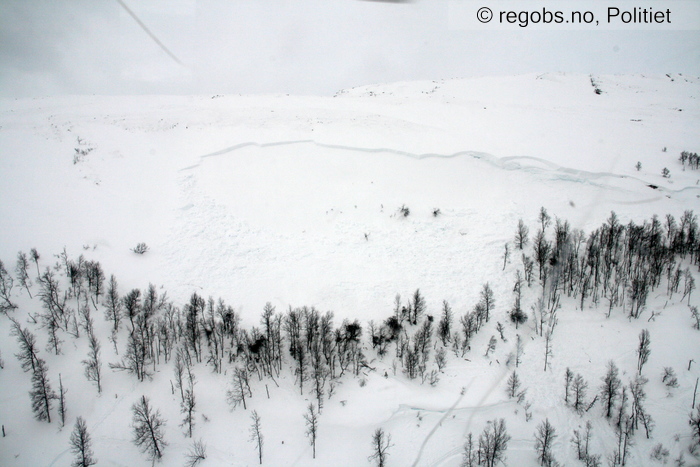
left=132, top=243, right=149, bottom=255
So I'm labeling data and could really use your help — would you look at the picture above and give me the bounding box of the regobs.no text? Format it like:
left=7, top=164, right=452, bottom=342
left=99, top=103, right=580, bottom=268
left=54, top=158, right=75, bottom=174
left=476, top=6, right=671, bottom=27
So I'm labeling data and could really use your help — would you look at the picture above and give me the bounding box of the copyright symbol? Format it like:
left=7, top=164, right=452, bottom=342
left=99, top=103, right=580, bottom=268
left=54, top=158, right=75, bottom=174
left=476, top=7, right=493, bottom=23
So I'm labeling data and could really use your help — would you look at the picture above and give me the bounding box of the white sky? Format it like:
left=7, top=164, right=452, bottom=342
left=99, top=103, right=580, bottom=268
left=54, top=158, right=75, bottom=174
left=1, top=0, right=699, bottom=97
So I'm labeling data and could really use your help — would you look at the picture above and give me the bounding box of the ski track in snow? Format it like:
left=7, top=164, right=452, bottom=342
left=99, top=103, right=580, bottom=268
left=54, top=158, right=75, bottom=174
left=401, top=334, right=526, bottom=466
left=180, top=139, right=700, bottom=202
left=409, top=386, right=468, bottom=467
left=413, top=318, right=542, bottom=466
left=429, top=350, right=526, bottom=465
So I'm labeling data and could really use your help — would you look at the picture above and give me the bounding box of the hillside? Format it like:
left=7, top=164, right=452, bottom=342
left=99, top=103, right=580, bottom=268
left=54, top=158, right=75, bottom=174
left=0, top=73, right=699, bottom=466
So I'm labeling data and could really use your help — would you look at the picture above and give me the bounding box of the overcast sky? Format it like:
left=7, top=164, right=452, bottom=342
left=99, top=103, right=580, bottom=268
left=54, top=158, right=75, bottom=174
left=1, top=0, right=699, bottom=97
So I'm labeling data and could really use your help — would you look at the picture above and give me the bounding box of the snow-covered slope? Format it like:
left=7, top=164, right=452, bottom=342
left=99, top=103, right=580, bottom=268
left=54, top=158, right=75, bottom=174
left=1, top=73, right=697, bottom=312
left=0, top=73, right=698, bottom=466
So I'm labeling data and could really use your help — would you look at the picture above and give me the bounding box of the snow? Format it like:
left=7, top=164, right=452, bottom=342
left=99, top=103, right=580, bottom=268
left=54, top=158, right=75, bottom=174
left=0, top=73, right=699, bottom=466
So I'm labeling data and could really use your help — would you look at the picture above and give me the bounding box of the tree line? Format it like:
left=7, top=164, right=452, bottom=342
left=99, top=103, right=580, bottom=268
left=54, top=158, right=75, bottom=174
left=0, top=207, right=698, bottom=465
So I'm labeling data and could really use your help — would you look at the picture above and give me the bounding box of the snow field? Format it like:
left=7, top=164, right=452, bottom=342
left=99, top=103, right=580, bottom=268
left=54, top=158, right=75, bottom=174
left=0, top=73, right=699, bottom=466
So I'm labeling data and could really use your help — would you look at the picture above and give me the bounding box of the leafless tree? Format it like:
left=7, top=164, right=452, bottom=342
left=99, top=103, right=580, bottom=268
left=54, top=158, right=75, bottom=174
left=30, top=248, right=41, bottom=278
left=30, top=358, right=57, bottom=423
left=368, top=428, right=393, bottom=467
left=104, top=275, right=122, bottom=332
left=83, top=261, right=104, bottom=309
left=571, top=421, right=593, bottom=461
left=249, top=410, right=264, bottom=465
left=15, top=251, right=33, bottom=298
left=109, top=329, right=151, bottom=382
left=636, top=329, right=651, bottom=375
left=515, top=219, right=530, bottom=250
left=58, top=373, right=67, bottom=427
left=70, top=416, right=97, bottom=467
left=310, top=357, right=328, bottom=412
left=564, top=367, right=573, bottom=405
left=629, top=375, right=653, bottom=438
left=461, top=433, right=477, bottom=467
left=505, top=371, right=525, bottom=402
left=478, top=418, right=511, bottom=467
left=435, top=347, right=447, bottom=372
left=682, top=268, right=696, bottom=306
left=304, top=403, right=319, bottom=459
left=82, top=331, right=102, bottom=393
left=690, top=403, right=700, bottom=451
left=38, top=268, right=69, bottom=331
left=515, top=334, right=524, bottom=368
left=543, top=330, right=553, bottom=372
left=628, top=275, right=649, bottom=319
left=496, top=322, right=506, bottom=342
left=502, top=243, right=510, bottom=270
left=690, top=306, right=700, bottom=330
left=534, top=418, right=557, bottom=466
left=617, top=415, right=635, bottom=466
left=539, top=206, right=551, bottom=233
left=572, top=373, right=588, bottom=414
left=226, top=367, right=252, bottom=410
left=510, top=273, right=527, bottom=329
left=131, top=395, right=167, bottom=463
left=600, top=360, right=621, bottom=418
left=403, top=345, right=420, bottom=380
left=184, top=439, right=207, bottom=467
left=484, top=336, right=497, bottom=358
left=534, top=229, right=551, bottom=282
left=123, top=288, right=141, bottom=333
left=42, top=306, right=63, bottom=356
left=173, top=348, right=186, bottom=404
left=438, top=300, right=453, bottom=346
left=10, top=317, right=39, bottom=373
left=295, top=340, right=309, bottom=395
left=410, top=289, right=426, bottom=325
left=0, top=260, right=17, bottom=312
left=180, top=388, right=196, bottom=438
